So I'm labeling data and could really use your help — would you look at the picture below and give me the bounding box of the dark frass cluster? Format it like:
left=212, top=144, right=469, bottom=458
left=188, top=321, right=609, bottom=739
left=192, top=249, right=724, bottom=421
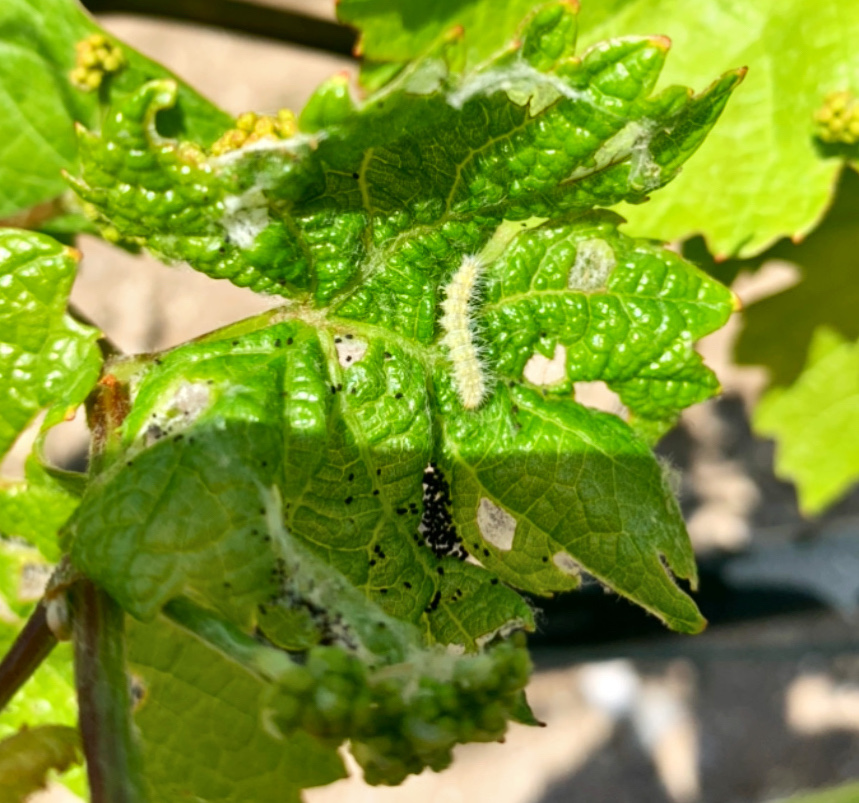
left=420, top=464, right=467, bottom=560
left=266, top=634, right=532, bottom=785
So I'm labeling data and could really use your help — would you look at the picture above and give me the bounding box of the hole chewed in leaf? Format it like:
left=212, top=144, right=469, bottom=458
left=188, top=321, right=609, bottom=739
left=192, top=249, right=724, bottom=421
left=524, top=344, right=566, bottom=387
left=335, top=337, right=368, bottom=368
left=573, top=381, right=625, bottom=416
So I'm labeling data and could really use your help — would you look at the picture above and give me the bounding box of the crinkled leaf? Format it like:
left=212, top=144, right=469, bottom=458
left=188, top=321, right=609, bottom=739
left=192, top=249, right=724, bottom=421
left=66, top=16, right=739, bottom=635
left=69, top=299, right=707, bottom=639
left=0, top=725, right=81, bottom=803
left=0, top=0, right=232, bottom=219
left=0, top=229, right=101, bottom=461
left=481, top=211, right=736, bottom=424
left=69, top=34, right=741, bottom=296
left=755, top=328, right=859, bottom=515
left=126, top=615, right=346, bottom=803
left=576, top=0, right=859, bottom=258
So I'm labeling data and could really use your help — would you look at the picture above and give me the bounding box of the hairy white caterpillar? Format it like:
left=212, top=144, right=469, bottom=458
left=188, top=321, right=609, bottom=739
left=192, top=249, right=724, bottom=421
left=440, top=254, right=488, bottom=409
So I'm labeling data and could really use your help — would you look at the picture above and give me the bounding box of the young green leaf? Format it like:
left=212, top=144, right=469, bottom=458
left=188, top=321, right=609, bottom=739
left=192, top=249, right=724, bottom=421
left=0, top=542, right=84, bottom=797
left=733, top=169, right=859, bottom=388
left=0, top=0, right=232, bottom=220
left=480, top=211, right=736, bottom=425
left=0, top=229, right=101, bottom=462
left=576, top=0, right=859, bottom=258
left=439, top=384, right=705, bottom=632
left=0, top=458, right=80, bottom=561
left=337, top=0, right=577, bottom=90
left=68, top=322, right=534, bottom=649
left=0, top=724, right=81, bottom=803
left=68, top=36, right=741, bottom=295
left=755, top=328, right=859, bottom=515
left=126, top=614, right=346, bottom=803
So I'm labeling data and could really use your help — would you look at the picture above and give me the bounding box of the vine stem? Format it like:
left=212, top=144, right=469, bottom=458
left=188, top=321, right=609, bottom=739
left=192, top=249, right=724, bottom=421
left=0, top=602, right=57, bottom=713
left=71, top=579, right=148, bottom=803
left=81, top=0, right=358, bottom=57
left=68, top=368, right=148, bottom=801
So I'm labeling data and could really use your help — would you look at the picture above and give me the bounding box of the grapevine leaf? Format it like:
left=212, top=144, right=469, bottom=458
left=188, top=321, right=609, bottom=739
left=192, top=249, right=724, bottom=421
left=68, top=291, right=706, bottom=640
left=0, top=229, right=101, bottom=461
left=68, top=322, right=533, bottom=650
left=0, top=0, right=231, bottom=219
left=438, top=383, right=704, bottom=633
left=0, top=541, right=84, bottom=797
left=337, top=0, right=577, bottom=91
left=754, top=328, right=859, bottom=515
left=69, top=35, right=742, bottom=295
left=0, top=457, right=80, bottom=561
left=66, top=11, right=739, bottom=636
left=481, top=211, right=736, bottom=425
left=576, top=0, right=859, bottom=257
left=770, top=782, right=859, bottom=803
left=733, top=169, right=859, bottom=387
left=0, top=724, right=81, bottom=803
left=126, top=615, right=346, bottom=803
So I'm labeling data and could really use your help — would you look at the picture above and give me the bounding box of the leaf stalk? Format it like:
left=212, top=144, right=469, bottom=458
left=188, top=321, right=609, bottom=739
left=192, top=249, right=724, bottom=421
left=0, top=602, right=57, bottom=713
left=71, top=580, right=149, bottom=803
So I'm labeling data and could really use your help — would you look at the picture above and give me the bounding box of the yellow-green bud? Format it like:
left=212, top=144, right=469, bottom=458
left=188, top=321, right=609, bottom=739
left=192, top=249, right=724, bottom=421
left=70, top=33, right=126, bottom=92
